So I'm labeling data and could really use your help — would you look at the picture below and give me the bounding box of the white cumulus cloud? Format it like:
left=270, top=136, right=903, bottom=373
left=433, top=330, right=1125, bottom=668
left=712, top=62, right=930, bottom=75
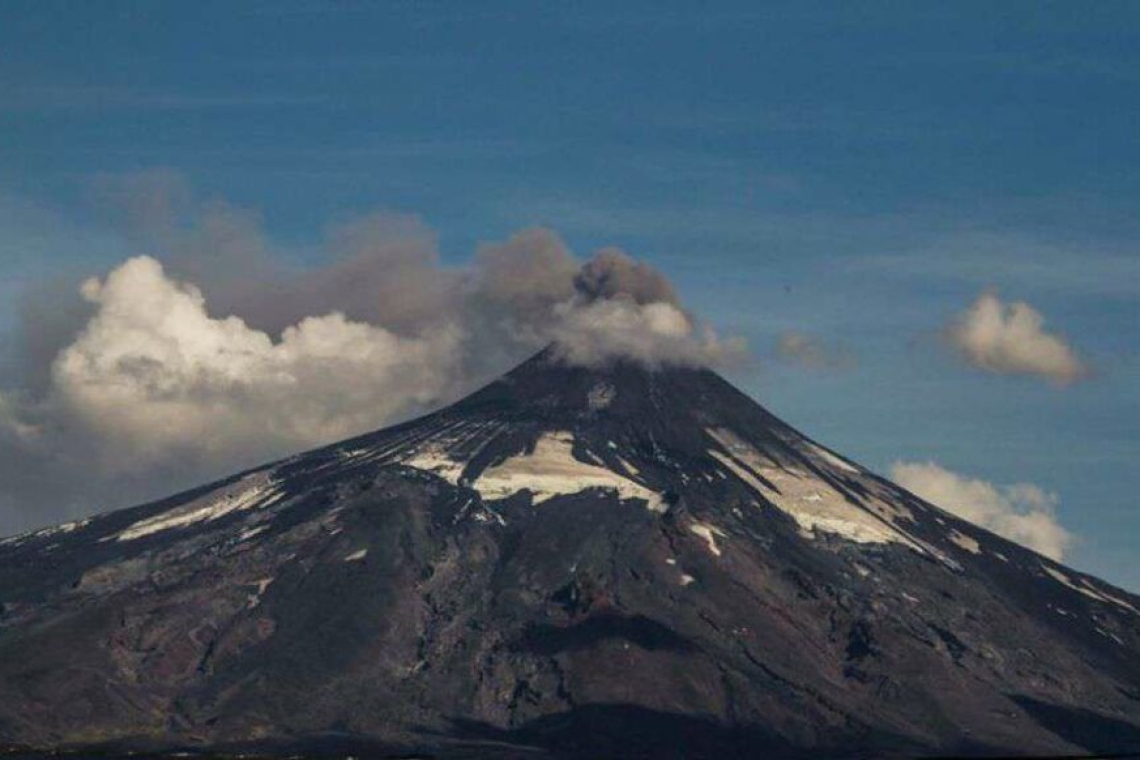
left=52, top=256, right=464, bottom=474
left=890, top=460, right=1073, bottom=560
left=945, top=291, right=1088, bottom=385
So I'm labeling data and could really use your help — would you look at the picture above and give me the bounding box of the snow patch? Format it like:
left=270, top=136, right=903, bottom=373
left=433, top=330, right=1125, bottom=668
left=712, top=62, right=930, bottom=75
left=709, top=450, right=768, bottom=494
left=689, top=522, right=726, bottom=557
left=344, top=548, right=368, bottom=562
left=247, top=577, right=274, bottom=608
left=473, top=432, right=665, bottom=512
left=403, top=446, right=465, bottom=485
left=338, top=446, right=381, bottom=465
left=472, top=504, right=507, bottom=526
left=1, top=518, right=92, bottom=547
left=579, top=449, right=604, bottom=465
left=238, top=524, right=270, bottom=542
left=680, top=574, right=696, bottom=586
left=1042, top=565, right=1139, bottom=614
left=949, top=530, right=982, bottom=554
left=707, top=427, right=775, bottom=469
left=113, top=473, right=285, bottom=542
left=706, top=427, right=927, bottom=553
left=1096, top=627, right=1125, bottom=645
left=806, top=442, right=860, bottom=474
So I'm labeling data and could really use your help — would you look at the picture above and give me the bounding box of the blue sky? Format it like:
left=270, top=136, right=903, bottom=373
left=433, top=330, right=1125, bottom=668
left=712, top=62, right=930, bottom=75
left=1, top=2, right=1138, bottom=589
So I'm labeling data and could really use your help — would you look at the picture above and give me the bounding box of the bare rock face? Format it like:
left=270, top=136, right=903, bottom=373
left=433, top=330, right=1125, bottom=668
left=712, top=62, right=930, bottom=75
left=2, top=349, right=1139, bottom=758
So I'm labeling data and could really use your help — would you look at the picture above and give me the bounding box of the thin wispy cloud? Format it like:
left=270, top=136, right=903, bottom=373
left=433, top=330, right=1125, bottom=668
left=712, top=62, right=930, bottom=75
left=775, top=331, right=856, bottom=372
left=850, top=231, right=1140, bottom=297
left=0, top=85, right=326, bottom=113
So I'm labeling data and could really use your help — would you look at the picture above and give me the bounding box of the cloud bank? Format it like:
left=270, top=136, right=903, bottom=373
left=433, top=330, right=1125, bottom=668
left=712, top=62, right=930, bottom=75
left=890, top=460, right=1072, bottom=560
left=0, top=175, right=741, bottom=534
left=945, top=291, right=1088, bottom=385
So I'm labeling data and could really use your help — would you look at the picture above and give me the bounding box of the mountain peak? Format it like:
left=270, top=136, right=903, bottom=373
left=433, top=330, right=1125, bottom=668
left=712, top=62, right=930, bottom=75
left=1, top=350, right=1139, bottom=757
left=449, top=344, right=722, bottom=416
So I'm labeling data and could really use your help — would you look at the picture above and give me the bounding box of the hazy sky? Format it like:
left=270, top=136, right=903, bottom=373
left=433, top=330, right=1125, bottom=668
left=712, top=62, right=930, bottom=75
left=1, top=2, right=1138, bottom=590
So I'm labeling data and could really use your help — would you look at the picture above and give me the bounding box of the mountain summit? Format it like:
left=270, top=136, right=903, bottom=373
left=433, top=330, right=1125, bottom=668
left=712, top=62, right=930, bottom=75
left=2, top=349, right=1138, bottom=758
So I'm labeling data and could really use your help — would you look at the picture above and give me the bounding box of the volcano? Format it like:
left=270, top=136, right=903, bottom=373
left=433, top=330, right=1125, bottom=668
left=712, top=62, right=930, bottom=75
left=1, top=349, right=1139, bottom=758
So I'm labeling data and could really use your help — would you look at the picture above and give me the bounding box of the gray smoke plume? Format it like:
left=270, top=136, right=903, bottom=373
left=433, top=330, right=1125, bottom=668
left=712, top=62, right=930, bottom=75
left=0, top=172, right=744, bottom=536
left=573, top=247, right=680, bottom=306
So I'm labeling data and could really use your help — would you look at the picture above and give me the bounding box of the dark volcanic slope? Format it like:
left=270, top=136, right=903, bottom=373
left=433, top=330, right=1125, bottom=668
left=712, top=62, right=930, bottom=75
left=1, top=350, right=1139, bottom=759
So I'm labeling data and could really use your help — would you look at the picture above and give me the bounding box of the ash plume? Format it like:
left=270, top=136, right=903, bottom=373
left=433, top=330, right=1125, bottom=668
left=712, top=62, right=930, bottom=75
left=0, top=173, right=743, bottom=535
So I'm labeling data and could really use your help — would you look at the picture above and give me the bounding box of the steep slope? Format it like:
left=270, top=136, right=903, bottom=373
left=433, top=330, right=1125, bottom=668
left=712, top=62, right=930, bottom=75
left=1, top=349, right=1138, bottom=758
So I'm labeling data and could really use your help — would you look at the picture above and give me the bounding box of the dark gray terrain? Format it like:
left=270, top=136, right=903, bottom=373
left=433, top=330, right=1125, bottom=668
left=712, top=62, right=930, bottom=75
left=1, top=349, right=1138, bottom=758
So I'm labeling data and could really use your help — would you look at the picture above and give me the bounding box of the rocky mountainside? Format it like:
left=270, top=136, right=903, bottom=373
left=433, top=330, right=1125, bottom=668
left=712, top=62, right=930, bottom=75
left=1, top=348, right=1139, bottom=758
